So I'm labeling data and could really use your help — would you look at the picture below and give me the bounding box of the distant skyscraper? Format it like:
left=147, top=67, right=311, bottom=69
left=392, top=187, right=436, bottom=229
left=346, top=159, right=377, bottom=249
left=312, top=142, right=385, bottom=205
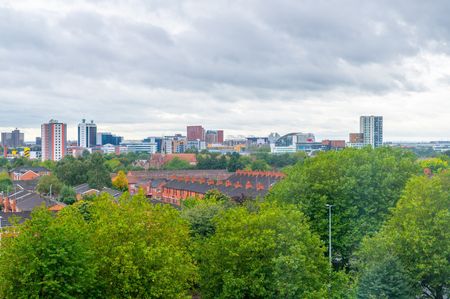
left=205, top=130, right=224, bottom=144
left=360, top=116, right=383, bottom=148
left=41, top=119, right=67, bottom=161
left=97, top=132, right=123, bottom=146
left=1, top=128, right=24, bottom=148
left=187, top=125, right=205, bottom=141
left=78, top=119, right=97, bottom=148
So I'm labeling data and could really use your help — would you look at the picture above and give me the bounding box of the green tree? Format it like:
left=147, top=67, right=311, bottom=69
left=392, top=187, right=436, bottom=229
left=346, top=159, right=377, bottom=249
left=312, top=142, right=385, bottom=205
left=249, top=159, right=270, bottom=171
left=357, top=173, right=450, bottom=299
left=104, top=158, right=122, bottom=172
left=59, top=185, right=77, bottom=205
left=268, top=147, right=420, bottom=268
left=0, top=171, right=12, bottom=194
left=12, top=157, right=33, bottom=168
left=39, top=160, right=57, bottom=171
left=226, top=152, right=251, bottom=172
left=87, top=152, right=111, bottom=189
left=181, top=190, right=232, bottom=238
left=36, top=174, right=64, bottom=196
left=198, top=203, right=330, bottom=298
left=87, top=193, right=196, bottom=298
left=54, top=156, right=88, bottom=186
left=419, top=157, right=449, bottom=174
left=356, top=254, right=415, bottom=298
left=163, top=157, right=192, bottom=170
left=196, top=153, right=228, bottom=169
left=0, top=207, right=96, bottom=298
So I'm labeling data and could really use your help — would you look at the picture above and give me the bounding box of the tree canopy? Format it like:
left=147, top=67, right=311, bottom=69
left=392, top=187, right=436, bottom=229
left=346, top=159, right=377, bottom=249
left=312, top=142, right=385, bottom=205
left=268, top=147, right=421, bottom=268
left=0, top=207, right=96, bottom=298
left=0, top=171, right=12, bottom=194
left=0, top=193, right=196, bottom=299
left=357, top=172, right=450, bottom=299
left=36, top=174, right=64, bottom=196
left=163, top=157, right=193, bottom=170
left=197, top=202, right=332, bottom=298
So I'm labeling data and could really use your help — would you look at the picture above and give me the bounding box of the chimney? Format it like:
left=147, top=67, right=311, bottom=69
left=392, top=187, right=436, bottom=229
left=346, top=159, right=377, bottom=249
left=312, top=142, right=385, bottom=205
left=216, top=180, right=223, bottom=185
left=225, top=180, right=232, bottom=187
left=234, top=181, right=243, bottom=188
left=207, top=179, right=215, bottom=185
left=10, top=199, right=17, bottom=212
left=245, top=181, right=253, bottom=189
left=198, top=178, right=206, bottom=184
left=256, top=183, right=265, bottom=191
left=3, top=197, right=10, bottom=212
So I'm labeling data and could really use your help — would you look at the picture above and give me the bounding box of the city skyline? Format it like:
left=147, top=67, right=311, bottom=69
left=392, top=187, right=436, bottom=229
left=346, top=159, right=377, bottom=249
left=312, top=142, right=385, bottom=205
left=0, top=116, right=449, bottom=143
left=0, top=1, right=449, bottom=141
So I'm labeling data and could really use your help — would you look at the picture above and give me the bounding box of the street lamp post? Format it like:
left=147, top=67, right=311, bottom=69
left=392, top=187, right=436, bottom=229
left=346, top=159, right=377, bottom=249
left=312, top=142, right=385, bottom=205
left=326, top=204, right=333, bottom=298
left=326, top=204, right=333, bottom=266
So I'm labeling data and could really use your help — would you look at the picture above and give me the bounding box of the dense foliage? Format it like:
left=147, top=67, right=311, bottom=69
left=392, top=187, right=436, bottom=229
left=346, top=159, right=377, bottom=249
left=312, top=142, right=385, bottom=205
left=0, top=147, right=448, bottom=298
left=36, top=174, right=64, bottom=196
left=268, top=147, right=421, bottom=268
left=357, top=173, right=450, bottom=299
left=52, top=153, right=111, bottom=189
left=0, top=193, right=196, bottom=298
left=193, top=151, right=306, bottom=171
left=163, top=157, right=193, bottom=170
left=196, top=203, right=333, bottom=298
left=0, top=208, right=96, bottom=298
left=0, top=171, right=12, bottom=194
left=58, top=185, right=77, bottom=205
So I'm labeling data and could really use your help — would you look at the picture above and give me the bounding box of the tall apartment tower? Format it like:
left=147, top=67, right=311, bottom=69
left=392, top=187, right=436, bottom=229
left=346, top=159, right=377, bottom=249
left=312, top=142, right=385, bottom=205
left=78, top=119, right=97, bottom=148
left=360, top=116, right=383, bottom=148
left=41, top=119, right=67, bottom=161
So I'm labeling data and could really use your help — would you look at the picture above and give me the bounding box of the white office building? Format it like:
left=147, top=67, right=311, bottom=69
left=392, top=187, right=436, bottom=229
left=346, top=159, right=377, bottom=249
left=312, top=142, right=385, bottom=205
left=360, top=116, right=383, bottom=148
left=78, top=119, right=97, bottom=148
left=121, top=141, right=157, bottom=154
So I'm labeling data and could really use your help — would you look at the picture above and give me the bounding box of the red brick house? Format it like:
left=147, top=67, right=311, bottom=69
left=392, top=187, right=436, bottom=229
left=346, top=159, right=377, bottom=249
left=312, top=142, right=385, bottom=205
left=10, top=167, right=51, bottom=181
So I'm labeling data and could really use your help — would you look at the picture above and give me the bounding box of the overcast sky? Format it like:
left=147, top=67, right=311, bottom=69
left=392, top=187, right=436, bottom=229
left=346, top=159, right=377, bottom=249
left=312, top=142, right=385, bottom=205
left=0, top=0, right=449, bottom=141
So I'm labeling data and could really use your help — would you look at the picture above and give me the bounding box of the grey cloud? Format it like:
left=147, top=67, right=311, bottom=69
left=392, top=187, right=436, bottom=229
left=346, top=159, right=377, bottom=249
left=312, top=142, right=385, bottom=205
left=0, top=1, right=449, bottom=140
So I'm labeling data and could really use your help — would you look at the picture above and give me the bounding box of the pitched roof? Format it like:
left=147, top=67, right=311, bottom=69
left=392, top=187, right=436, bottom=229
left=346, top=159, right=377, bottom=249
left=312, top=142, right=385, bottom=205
left=74, top=184, right=123, bottom=198
left=0, top=211, right=32, bottom=227
left=74, top=183, right=97, bottom=194
left=13, top=179, right=39, bottom=191
left=150, top=178, right=167, bottom=188
left=6, top=189, right=64, bottom=212
left=101, top=187, right=123, bottom=198
left=162, top=171, right=284, bottom=200
left=11, top=166, right=50, bottom=174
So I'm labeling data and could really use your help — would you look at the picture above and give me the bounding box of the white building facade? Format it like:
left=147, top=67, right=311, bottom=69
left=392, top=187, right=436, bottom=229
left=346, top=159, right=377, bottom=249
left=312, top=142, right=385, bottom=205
left=360, top=116, right=383, bottom=148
